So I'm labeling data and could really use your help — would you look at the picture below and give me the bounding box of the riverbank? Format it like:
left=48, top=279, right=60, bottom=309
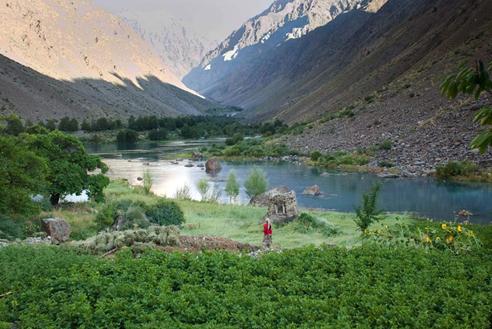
left=42, top=180, right=418, bottom=248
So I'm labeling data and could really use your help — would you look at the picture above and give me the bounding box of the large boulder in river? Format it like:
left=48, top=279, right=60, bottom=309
left=251, top=187, right=298, bottom=224
left=303, top=185, right=321, bottom=196
left=205, top=158, right=222, bottom=174
left=41, top=218, right=71, bottom=243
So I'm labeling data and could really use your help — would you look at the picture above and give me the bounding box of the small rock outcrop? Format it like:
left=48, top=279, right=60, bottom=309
left=303, top=185, right=321, bottom=196
left=205, top=158, right=222, bottom=173
left=251, top=187, right=298, bottom=224
left=41, top=218, right=71, bottom=243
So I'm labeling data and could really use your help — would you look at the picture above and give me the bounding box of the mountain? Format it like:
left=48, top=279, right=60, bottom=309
left=184, top=0, right=492, bottom=172
left=183, top=0, right=387, bottom=96
left=122, top=16, right=216, bottom=79
left=0, top=0, right=214, bottom=120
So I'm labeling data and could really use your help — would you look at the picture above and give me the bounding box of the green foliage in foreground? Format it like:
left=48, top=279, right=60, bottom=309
left=0, top=245, right=491, bottom=328
left=354, top=184, right=383, bottom=232
left=441, top=60, right=492, bottom=153
left=0, top=136, right=47, bottom=217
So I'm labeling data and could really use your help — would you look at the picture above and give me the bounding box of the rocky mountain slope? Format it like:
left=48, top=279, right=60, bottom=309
left=123, top=17, right=215, bottom=79
left=185, top=0, right=492, bottom=173
left=184, top=0, right=387, bottom=95
left=0, top=0, right=214, bottom=120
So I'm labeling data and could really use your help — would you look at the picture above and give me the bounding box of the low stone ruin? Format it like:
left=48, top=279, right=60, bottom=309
left=251, top=186, right=299, bottom=224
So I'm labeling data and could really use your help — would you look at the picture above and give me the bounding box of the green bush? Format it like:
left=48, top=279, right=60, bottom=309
left=436, top=161, right=478, bottom=180
left=96, top=199, right=150, bottom=230
left=145, top=200, right=184, bottom=226
left=292, top=213, right=339, bottom=236
left=377, top=139, right=393, bottom=151
left=310, top=151, right=322, bottom=161
left=1, top=245, right=491, bottom=328
left=0, top=216, right=24, bottom=240
left=225, top=133, right=244, bottom=146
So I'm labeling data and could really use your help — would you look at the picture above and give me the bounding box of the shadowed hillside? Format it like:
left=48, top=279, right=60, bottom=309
left=0, top=54, right=213, bottom=120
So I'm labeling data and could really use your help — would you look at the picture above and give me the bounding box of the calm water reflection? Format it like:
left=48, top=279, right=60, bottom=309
left=87, top=140, right=492, bottom=223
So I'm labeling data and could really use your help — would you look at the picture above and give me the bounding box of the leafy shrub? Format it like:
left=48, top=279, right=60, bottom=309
left=377, top=139, right=393, bottom=151
left=366, top=221, right=482, bottom=254
left=96, top=199, right=149, bottom=230
left=310, top=151, right=322, bottom=161
left=436, top=161, right=478, bottom=180
left=225, top=133, right=244, bottom=146
left=354, top=184, right=383, bottom=232
left=292, top=213, right=339, bottom=236
left=1, top=245, right=491, bottom=328
left=378, top=160, right=394, bottom=168
left=145, top=200, right=184, bottom=226
left=319, top=151, right=370, bottom=167
left=244, top=168, right=268, bottom=198
left=0, top=216, right=24, bottom=240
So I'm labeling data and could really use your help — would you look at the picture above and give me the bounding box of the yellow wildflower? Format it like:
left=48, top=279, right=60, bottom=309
left=422, top=235, right=432, bottom=244
left=457, top=225, right=463, bottom=233
left=445, top=235, right=454, bottom=244
left=441, top=223, right=447, bottom=230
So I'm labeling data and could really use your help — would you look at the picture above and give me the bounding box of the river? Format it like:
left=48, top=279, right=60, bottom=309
left=86, top=140, right=492, bottom=223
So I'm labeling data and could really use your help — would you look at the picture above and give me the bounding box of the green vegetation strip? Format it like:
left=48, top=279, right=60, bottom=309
left=0, top=245, right=491, bottom=328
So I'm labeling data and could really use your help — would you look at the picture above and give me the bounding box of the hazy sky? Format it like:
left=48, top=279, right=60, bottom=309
left=94, top=0, right=273, bottom=42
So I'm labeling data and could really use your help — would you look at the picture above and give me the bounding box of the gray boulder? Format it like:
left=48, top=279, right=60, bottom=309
left=41, top=218, right=71, bottom=243
left=303, top=185, right=322, bottom=196
left=205, top=158, right=222, bottom=173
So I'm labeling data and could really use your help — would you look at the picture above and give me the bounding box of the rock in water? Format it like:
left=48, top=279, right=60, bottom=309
left=41, top=218, right=71, bottom=243
left=205, top=158, right=222, bottom=173
left=303, top=185, right=322, bottom=196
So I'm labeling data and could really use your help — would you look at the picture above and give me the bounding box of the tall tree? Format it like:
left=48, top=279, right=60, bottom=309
left=25, top=131, right=109, bottom=205
left=0, top=135, right=47, bottom=216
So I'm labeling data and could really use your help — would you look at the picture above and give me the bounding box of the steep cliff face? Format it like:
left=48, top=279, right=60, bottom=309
left=0, top=0, right=214, bottom=119
left=123, top=17, right=215, bottom=79
left=183, top=0, right=387, bottom=93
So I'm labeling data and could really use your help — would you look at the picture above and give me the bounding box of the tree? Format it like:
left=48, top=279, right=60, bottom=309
left=225, top=171, right=240, bottom=203
left=197, top=178, right=210, bottom=201
left=25, top=131, right=109, bottom=205
left=116, top=129, right=138, bottom=145
left=148, top=129, right=168, bottom=141
left=244, top=168, right=268, bottom=199
left=0, top=115, right=24, bottom=136
left=0, top=135, right=47, bottom=217
left=441, top=60, right=492, bottom=153
left=81, top=119, right=91, bottom=131
left=58, top=116, right=79, bottom=132
left=354, top=184, right=383, bottom=232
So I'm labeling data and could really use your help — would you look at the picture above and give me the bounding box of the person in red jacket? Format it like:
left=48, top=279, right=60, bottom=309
left=263, top=217, right=272, bottom=249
